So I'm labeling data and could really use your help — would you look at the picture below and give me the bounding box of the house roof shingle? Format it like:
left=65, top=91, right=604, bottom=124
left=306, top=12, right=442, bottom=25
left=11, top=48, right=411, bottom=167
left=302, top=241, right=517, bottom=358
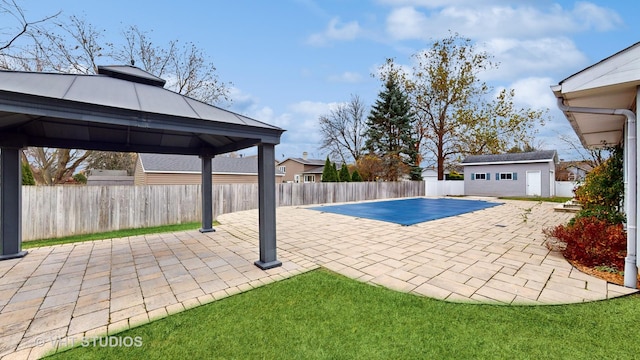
left=278, top=157, right=326, bottom=166
left=139, top=153, right=284, bottom=175
left=461, top=150, right=557, bottom=165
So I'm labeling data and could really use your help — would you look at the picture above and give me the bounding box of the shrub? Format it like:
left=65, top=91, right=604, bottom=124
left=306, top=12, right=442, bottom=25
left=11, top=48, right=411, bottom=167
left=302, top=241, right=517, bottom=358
left=73, top=173, right=87, bottom=184
left=573, top=146, right=624, bottom=224
left=544, top=216, right=626, bottom=270
left=339, top=163, right=351, bottom=182
left=22, top=162, right=36, bottom=185
left=351, top=169, right=363, bottom=182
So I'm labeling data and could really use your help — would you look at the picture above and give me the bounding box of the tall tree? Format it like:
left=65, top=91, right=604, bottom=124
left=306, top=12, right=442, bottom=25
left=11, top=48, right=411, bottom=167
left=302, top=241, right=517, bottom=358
left=409, top=33, right=545, bottom=180
left=321, top=157, right=337, bottom=182
left=318, top=94, right=367, bottom=163
left=366, top=65, right=418, bottom=181
left=339, top=163, right=351, bottom=182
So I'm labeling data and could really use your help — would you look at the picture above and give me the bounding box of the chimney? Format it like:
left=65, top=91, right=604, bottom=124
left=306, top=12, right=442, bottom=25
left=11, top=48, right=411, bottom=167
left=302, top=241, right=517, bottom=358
left=302, top=152, right=308, bottom=160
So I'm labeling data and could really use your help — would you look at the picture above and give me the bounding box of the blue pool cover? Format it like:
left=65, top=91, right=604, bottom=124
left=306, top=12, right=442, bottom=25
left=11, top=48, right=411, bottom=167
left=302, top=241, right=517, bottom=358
left=309, top=198, right=502, bottom=226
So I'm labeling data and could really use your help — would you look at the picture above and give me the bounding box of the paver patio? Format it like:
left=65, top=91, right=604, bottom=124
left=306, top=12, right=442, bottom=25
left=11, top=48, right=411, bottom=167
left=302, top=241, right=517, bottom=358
left=0, top=198, right=636, bottom=359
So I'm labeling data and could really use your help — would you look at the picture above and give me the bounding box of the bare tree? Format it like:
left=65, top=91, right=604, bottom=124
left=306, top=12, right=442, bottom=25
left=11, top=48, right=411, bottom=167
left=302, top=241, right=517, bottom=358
left=86, top=152, right=137, bottom=175
left=1, top=7, right=232, bottom=184
left=113, top=26, right=232, bottom=104
left=24, top=148, right=91, bottom=185
left=319, top=94, right=367, bottom=163
left=558, top=133, right=610, bottom=167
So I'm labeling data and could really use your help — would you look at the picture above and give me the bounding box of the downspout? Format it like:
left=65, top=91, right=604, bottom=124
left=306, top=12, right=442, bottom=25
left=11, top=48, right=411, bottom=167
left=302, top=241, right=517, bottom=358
left=555, top=97, right=637, bottom=288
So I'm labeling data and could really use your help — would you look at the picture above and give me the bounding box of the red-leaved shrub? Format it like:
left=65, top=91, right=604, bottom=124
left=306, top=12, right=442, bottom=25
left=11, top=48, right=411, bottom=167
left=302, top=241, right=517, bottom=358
left=544, top=216, right=626, bottom=270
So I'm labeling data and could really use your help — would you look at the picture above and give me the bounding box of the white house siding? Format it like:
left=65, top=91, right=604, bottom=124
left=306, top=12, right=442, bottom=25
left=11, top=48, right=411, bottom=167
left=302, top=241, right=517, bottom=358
left=463, top=162, right=554, bottom=197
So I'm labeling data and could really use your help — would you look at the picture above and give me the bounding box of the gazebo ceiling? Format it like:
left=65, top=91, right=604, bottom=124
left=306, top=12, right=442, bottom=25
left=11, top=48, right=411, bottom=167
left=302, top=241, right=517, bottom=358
left=0, top=65, right=284, bottom=155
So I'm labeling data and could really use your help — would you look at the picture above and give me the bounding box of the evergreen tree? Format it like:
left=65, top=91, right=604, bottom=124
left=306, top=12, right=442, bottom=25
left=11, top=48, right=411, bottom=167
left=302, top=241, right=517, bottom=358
left=331, top=162, right=339, bottom=182
left=365, top=72, right=418, bottom=181
left=22, top=162, right=36, bottom=185
left=339, top=163, right=351, bottom=182
left=321, top=157, right=336, bottom=182
left=351, top=169, right=363, bottom=182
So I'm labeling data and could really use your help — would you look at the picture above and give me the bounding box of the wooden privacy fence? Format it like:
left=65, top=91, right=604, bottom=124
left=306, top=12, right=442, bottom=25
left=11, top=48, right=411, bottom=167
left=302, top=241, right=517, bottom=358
left=22, top=181, right=425, bottom=241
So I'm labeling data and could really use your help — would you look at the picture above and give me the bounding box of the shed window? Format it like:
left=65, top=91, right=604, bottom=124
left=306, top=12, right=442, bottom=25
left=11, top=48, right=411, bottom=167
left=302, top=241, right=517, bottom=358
left=473, top=173, right=487, bottom=180
left=495, top=172, right=518, bottom=180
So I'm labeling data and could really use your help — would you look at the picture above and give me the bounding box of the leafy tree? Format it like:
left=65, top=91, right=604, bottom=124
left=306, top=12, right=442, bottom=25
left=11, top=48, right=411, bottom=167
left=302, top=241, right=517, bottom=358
left=318, top=94, right=367, bottom=164
left=351, top=169, right=363, bottom=182
left=355, top=154, right=384, bottom=181
left=87, top=152, right=137, bottom=175
left=321, top=157, right=337, bottom=182
left=408, top=33, right=545, bottom=180
left=573, top=146, right=624, bottom=224
left=21, top=161, right=35, bottom=185
left=366, top=65, right=418, bottom=181
left=339, top=163, right=351, bottom=182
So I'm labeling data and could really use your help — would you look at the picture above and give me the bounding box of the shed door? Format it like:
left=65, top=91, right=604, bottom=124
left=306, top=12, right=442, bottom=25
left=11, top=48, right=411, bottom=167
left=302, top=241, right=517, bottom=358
left=526, top=171, right=541, bottom=196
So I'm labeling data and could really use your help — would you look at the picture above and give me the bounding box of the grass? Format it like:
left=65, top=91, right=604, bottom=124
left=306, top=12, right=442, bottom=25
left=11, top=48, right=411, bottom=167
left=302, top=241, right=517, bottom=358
left=47, top=269, right=640, bottom=360
left=499, top=196, right=572, bottom=203
left=22, top=222, right=209, bottom=249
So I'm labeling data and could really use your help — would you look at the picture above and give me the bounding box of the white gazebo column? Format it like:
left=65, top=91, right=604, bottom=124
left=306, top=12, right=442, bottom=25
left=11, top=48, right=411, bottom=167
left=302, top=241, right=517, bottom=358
left=0, top=147, right=27, bottom=260
left=254, top=143, right=282, bottom=269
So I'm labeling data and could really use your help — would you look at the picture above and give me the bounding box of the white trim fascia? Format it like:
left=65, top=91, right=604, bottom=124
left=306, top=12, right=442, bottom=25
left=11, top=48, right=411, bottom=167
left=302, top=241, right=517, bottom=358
left=462, top=159, right=554, bottom=166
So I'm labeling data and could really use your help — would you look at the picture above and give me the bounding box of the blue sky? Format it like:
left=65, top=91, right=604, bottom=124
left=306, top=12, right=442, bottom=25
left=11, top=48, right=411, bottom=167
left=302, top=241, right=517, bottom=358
left=17, top=0, right=640, bottom=162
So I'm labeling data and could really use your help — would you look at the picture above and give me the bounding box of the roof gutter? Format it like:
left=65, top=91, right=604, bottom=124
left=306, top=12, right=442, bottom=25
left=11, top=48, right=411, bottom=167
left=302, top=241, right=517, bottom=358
left=555, top=95, right=637, bottom=288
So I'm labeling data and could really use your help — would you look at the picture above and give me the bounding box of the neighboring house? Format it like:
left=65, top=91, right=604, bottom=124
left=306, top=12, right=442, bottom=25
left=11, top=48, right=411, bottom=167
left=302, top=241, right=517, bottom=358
left=461, top=150, right=558, bottom=197
left=87, top=169, right=134, bottom=186
left=556, top=161, right=594, bottom=181
left=134, top=153, right=284, bottom=185
left=277, top=152, right=326, bottom=183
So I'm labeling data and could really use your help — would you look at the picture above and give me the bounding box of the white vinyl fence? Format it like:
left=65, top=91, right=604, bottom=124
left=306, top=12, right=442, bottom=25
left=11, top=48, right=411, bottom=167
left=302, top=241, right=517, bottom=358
left=424, top=179, right=465, bottom=197
left=555, top=181, right=578, bottom=198
left=22, top=181, right=425, bottom=241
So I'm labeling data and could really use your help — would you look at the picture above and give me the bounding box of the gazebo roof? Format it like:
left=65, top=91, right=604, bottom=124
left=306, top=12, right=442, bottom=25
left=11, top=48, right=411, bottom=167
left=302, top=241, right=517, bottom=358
left=0, top=65, right=284, bottom=155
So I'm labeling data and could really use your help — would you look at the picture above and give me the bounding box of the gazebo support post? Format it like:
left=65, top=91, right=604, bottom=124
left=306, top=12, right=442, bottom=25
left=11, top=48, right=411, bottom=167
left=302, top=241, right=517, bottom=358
left=0, top=147, right=27, bottom=260
left=199, top=153, right=215, bottom=233
left=254, top=143, right=282, bottom=269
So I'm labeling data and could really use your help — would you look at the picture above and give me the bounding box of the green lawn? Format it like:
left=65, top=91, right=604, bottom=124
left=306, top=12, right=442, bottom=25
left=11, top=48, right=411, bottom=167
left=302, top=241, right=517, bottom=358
left=22, top=222, right=207, bottom=249
left=499, top=196, right=572, bottom=203
left=48, top=269, right=640, bottom=360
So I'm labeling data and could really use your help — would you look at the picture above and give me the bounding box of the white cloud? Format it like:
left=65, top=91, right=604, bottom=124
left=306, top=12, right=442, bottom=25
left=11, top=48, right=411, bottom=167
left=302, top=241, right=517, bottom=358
left=505, top=76, right=557, bottom=111
left=478, top=37, right=589, bottom=81
left=385, top=2, right=623, bottom=41
left=307, top=17, right=363, bottom=46
left=327, top=71, right=363, bottom=83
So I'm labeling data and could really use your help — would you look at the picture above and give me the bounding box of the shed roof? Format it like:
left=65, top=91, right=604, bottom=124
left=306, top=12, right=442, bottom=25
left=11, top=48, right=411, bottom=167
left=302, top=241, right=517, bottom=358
left=0, top=66, right=284, bottom=155
left=139, top=153, right=284, bottom=175
left=461, top=150, right=557, bottom=165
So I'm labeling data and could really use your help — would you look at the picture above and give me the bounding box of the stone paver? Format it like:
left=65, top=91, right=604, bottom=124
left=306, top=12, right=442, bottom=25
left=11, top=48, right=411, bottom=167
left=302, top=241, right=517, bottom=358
left=0, top=198, right=637, bottom=359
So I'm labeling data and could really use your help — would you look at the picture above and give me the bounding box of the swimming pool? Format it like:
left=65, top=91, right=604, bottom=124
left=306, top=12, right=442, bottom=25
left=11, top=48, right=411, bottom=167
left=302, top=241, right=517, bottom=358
left=309, top=197, right=502, bottom=226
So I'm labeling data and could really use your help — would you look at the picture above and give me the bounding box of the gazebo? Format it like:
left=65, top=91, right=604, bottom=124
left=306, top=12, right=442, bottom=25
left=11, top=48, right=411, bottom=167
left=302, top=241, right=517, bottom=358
left=552, top=41, right=640, bottom=288
left=0, top=65, right=285, bottom=270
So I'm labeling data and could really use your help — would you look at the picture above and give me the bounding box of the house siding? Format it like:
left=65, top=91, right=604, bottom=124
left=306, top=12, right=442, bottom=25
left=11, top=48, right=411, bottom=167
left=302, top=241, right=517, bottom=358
left=133, top=156, right=147, bottom=185
left=464, top=162, right=554, bottom=197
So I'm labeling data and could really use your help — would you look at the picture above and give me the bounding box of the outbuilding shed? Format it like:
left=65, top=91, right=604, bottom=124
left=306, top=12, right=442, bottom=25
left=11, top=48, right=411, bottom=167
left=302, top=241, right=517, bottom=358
left=462, top=150, right=558, bottom=197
